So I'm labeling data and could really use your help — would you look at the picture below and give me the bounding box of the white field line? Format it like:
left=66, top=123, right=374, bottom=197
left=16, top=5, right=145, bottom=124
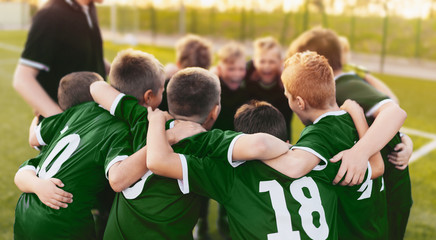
left=401, top=127, right=436, bottom=163
left=0, top=42, right=21, bottom=53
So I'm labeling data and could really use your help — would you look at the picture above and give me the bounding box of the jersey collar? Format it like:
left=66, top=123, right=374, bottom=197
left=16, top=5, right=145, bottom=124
left=334, top=72, right=355, bottom=81
left=313, top=110, right=347, bottom=124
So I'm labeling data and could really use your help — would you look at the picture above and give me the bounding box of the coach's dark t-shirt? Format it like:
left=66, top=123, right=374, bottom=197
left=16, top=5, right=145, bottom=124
left=20, top=0, right=106, bottom=102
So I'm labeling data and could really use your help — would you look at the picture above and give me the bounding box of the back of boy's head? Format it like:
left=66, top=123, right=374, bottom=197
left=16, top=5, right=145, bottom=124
left=218, top=42, right=246, bottom=64
left=234, top=100, right=288, bottom=142
left=253, top=36, right=282, bottom=59
left=109, top=49, right=164, bottom=104
left=167, top=67, right=220, bottom=123
left=286, top=27, right=342, bottom=72
left=338, top=36, right=350, bottom=65
left=58, top=71, right=103, bottom=111
left=176, top=34, right=213, bottom=69
left=282, top=51, right=336, bottom=109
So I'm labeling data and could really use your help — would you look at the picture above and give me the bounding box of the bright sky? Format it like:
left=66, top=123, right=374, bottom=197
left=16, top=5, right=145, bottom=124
left=38, top=0, right=434, bottom=19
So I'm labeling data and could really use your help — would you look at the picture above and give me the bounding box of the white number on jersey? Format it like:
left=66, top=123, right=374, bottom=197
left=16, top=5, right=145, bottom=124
left=37, top=134, right=80, bottom=179
left=122, top=171, right=153, bottom=199
left=259, top=177, right=329, bottom=240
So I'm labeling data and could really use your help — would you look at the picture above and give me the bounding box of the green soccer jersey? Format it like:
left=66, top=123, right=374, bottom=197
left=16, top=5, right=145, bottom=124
left=180, top=154, right=338, bottom=240
left=104, top=94, right=243, bottom=240
left=294, top=110, right=387, bottom=239
left=179, top=110, right=386, bottom=240
left=14, top=102, right=132, bottom=240
left=335, top=73, right=413, bottom=239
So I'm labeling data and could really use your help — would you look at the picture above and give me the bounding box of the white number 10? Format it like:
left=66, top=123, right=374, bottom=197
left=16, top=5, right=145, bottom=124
left=259, top=177, right=329, bottom=240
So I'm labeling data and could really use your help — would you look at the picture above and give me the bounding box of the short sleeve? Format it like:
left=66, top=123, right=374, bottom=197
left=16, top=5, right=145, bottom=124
left=335, top=77, right=390, bottom=115
left=178, top=153, right=235, bottom=203
left=37, top=114, right=66, bottom=146
left=292, top=129, right=330, bottom=171
left=18, top=157, right=42, bottom=173
left=20, top=9, right=57, bottom=71
left=175, top=129, right=243, bottom=160
left=112, top=94, right=148, bottom=129
left=103, top=122, right=133, bottom=178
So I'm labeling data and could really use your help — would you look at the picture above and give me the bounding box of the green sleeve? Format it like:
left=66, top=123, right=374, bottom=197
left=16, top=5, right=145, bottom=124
left=111, top=94, right=148, bottom=130
left=18, top=156, right=43, bottom=173
left=336, top=76, right=390, bottom=114
left=36, top=114, right=65, bottom=146
left=103, top=122, right=133, bottom=178
left=178, top=153, right=235, bottom=203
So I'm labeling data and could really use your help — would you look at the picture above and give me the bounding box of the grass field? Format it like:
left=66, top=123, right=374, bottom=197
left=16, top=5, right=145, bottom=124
left=1, top=30, right=436, bottom=239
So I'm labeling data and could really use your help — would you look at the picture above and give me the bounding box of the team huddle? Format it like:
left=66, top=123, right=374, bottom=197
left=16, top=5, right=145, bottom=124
left=13, top=26, right=413, bottom=240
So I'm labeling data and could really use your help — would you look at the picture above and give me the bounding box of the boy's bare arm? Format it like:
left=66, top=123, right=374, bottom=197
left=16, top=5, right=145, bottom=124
left=14, top=169, right=73, bottom=209
left=262, top=149, right=320, bottom=178
left=232, top=133, right=290, bottom=161
left=90, top=81, right=121, bottom=111
left=146, top=107, right=184, bottom=179
left=333, top=101, right=406, bottom=185
left=107, top=146, right=150, bottom=192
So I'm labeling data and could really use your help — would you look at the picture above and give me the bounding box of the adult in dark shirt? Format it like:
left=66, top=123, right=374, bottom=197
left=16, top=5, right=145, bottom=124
left=13, top=0, right=108, bottom=118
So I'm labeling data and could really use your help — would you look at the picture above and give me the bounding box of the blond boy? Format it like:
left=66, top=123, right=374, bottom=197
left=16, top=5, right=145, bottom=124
left=245, top=36, right=293, bottom=140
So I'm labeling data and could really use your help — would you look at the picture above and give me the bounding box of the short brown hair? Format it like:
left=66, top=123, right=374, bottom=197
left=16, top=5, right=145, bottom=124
left=218, top=42, right=246, bottom=64
left=109, top=49, right=164, bottom=104
left=281, top=51, right=336, bottom=109
left=176, top=34, right=213, bottom=69
left=254, top=36, right=282, bottom=59
left=234, top=100, right=288, bottom=141
left=286, top=27, right=342, bottom=72
left=58, top=71, right=103, bottom=110
left=167, top=67, right=220, bottom=123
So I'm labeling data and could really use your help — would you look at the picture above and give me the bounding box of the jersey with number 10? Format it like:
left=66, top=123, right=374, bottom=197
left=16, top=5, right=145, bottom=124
left=14, top=102, right=132, bottom=240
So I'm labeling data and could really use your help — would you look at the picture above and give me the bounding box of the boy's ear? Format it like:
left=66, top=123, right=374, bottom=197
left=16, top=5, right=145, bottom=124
left=296, top=96, right=306, bottom=111
left=143, top=89, right=154, bottom=107
left=211, top=104, right=221, bottom=121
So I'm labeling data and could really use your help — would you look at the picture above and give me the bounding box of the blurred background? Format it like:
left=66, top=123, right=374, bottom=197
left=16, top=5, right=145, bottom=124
left=1, top=0, right=436, bottom=239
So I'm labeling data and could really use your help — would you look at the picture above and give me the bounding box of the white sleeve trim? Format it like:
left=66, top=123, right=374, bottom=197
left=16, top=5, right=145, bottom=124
left=110, top=93, right=125, bottom=116
left=105, top=155, right=129, bottom=179
left=365, top=99, right=393, bottom=117
left=290, top=146, right=328, bottom=171
left=227, top=134, right=246, bottom=168
left=17, top=165, right=36, bottom=173
left=19, top=58, right=50, bottom=72
left=17, top=165, right=37, bottom=173
left=177, top=154, right=190, bottom=194
left=35, top=124, right=46, bottom=146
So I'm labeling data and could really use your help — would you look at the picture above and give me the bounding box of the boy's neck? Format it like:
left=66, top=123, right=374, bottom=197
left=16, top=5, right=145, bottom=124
left=306, top=105, right=341, bottom=124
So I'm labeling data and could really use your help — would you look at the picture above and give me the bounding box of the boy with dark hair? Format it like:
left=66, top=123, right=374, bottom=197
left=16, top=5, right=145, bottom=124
left=287, top=27, right=413, bottom=240
left=234, top=100, right=288, bottom=142
left=91, top=66, right=289, bottom=239
left=145, top=52, right=406, bottom=239
left=13, top=72, right=134, bottom=239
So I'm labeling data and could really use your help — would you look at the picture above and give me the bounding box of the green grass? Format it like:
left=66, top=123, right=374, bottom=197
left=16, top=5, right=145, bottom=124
left=1, top=30, right=436, bottom=239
